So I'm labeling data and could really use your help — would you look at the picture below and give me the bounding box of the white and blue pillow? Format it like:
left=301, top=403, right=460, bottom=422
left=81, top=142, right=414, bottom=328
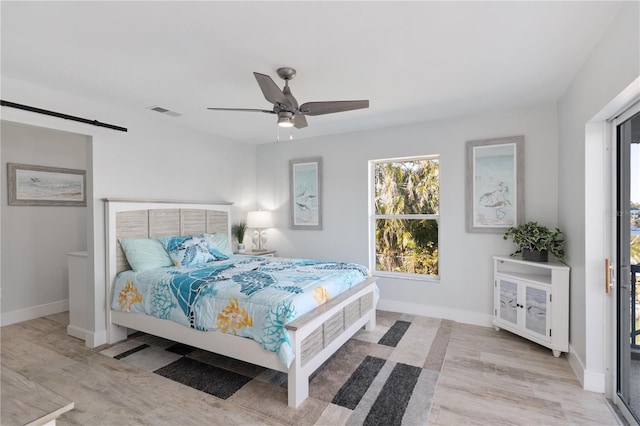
left=157, top=235, right=215, bottom=267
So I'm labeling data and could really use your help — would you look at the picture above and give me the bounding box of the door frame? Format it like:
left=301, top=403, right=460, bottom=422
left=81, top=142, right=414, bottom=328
left=607, top=101, right=640, bottom=425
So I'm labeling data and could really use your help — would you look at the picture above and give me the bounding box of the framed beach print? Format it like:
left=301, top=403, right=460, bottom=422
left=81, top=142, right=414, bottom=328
left=7, top=163, right=86, bottom=206
left=289, top=157, right=323, bottom=230
left=466, top=136, right=524, bottom=233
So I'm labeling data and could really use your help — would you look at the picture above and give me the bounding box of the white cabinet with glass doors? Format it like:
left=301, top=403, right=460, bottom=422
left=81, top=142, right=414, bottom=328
left=493, top=256, right=570, bottom=357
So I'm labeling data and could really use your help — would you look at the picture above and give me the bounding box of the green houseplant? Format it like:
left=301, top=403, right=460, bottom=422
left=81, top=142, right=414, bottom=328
left=231, top=220, right=247, bottom=253
left=503, top=221, right=565, bottom=262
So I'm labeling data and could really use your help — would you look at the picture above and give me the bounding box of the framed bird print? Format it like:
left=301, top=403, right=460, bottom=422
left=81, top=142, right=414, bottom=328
left=289, top=157, right=323, bottom=230
left=466, top=136, right=524, bottom=233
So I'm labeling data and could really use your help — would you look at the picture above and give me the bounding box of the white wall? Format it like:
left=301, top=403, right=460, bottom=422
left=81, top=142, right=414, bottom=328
left=257, top=104, right=559, bottom=325
left=1, top=77, right=256, bottom=344
left=1, top=122, right=88, bottom=324
left=557, top=1, right=639, bottom=392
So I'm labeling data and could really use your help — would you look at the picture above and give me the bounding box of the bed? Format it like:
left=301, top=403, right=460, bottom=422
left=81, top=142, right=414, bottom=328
left=104, top=199, right=378, bottom=408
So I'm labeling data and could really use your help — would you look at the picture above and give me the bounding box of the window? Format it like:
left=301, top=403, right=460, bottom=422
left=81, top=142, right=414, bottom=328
left=370, top=156, right=439, bottom=278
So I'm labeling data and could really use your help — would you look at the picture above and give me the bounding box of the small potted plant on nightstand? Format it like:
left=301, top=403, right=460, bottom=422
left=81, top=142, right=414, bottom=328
left=232, top=221, right=247, bottom=253
left=503, top=221, right=565, bottom=262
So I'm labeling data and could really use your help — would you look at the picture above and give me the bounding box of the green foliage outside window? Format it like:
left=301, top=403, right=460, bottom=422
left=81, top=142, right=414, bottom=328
left=374, top=159, right=439, bottom=275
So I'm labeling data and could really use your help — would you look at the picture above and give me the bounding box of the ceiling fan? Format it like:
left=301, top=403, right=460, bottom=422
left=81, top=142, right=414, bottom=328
left=207, top=67, right=369, bottom=129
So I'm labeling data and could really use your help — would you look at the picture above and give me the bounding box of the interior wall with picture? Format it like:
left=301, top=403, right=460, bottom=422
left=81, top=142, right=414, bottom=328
left=256, top=103, right=559, bottom=325
left=0, top=121, right=88, bottom=321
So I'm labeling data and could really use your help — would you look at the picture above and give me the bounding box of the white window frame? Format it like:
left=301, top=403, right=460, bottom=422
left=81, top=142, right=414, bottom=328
left=368, top=155, right=440, bottom=282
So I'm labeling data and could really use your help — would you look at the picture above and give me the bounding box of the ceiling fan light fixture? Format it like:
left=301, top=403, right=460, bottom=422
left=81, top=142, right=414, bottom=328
left=277, top=112, right=294, bottom=128
left=278, top=118, right=294, bottom=128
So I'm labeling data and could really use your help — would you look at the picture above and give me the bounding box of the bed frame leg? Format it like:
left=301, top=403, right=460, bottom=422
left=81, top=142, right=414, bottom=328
left=287, top=362, right=308, bottom=408
left=108, top=323, right=127, bottom=344
left=365, top=309, right=376, bottom=331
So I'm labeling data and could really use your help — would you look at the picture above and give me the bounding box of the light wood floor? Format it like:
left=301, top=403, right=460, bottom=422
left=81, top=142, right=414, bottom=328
left=1, top=312, right=622, bottom=425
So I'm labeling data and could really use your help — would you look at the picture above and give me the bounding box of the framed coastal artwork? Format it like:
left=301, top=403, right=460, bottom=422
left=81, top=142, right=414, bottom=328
left=7, top=163, right=86, bottom=206
left=466, top=136, right=524, bottom=233
left=289, top=157, right=322, bottom=230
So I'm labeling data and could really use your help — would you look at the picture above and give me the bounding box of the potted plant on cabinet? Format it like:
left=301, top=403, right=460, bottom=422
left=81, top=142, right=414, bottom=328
left=231, top=220, right=247, bottom=253
left=503, top=221, right=565, bottom=262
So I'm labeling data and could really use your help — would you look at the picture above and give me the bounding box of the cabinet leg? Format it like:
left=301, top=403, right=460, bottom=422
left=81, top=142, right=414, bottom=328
left=494, top=325, right=501, bottom=332
left=552, top=350, right=561, bottom=358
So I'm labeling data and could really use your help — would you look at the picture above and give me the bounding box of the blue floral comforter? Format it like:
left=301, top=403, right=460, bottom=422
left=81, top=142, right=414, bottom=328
left=112, top=255, right=370, bottom=367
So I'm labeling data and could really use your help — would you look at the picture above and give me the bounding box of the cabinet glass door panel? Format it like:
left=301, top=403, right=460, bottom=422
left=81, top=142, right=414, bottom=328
left=525, top=285, right=549, bottom=339
left=498, top=279, right=518, bottom=325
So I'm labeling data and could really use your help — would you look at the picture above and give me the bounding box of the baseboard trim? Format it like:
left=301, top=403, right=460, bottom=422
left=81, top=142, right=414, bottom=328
left=377, top=298, right=493, bottom=327
left=66, top=324, right=86, bottom=340
left=87, top=329, right=107, bottom=348
left=568, top=344, right=605, bottom=393
left=568, top=345, right=586, bottom=387
left=66, top=325, right=105, bottom=348
left=1, top=299, right=69, bottom=326
left=583, top=369, right=606, bottom=393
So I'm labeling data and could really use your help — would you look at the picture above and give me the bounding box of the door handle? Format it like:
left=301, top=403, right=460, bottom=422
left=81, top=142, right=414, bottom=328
left=605, top=258, right=611, bottom=294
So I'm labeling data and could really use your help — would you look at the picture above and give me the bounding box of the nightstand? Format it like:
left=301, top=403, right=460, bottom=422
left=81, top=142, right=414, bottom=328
left=239, top=249, right=277, bottom=257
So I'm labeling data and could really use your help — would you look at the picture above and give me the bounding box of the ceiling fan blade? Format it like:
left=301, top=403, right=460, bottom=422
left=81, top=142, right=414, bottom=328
left=293, top=114, right=308, bottom=129
left=207, top=107, right=274, bottom=114
left=299, top=100, right=369, bottom=116
left=253, top=72, right=289, bottom=106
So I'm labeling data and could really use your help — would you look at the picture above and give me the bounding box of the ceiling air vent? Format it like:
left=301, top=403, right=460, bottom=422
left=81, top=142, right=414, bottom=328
left=147, top=105, right=182, bottom=117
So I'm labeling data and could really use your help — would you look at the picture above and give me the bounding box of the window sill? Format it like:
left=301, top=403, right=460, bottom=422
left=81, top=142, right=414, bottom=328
left=372, top=271, right=440, bottom=283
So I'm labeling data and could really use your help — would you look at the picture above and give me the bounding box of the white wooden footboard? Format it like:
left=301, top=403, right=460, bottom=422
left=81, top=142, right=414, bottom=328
left=285, top=277, right=377, bottom=407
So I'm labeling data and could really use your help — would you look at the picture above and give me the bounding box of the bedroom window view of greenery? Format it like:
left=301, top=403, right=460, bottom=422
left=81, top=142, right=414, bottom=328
left=372, top=157, right=439, bottom=277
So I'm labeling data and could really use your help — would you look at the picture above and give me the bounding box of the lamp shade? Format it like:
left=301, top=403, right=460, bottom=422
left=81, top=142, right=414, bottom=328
left=246, top=210, right=273, bottom=229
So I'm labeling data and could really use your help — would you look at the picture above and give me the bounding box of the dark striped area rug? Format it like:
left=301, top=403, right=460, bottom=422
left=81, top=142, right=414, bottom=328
left=100, top=311, right=454, bottom=425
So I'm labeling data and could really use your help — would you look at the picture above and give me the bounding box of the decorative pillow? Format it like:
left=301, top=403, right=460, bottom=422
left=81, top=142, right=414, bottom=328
left=118, top=238, right=173, bottom=272
left=157, top=235, right=216, bottom=267
left=207, top=245, right=229, bottom=261
left=202, top=232, right=233, bottom=257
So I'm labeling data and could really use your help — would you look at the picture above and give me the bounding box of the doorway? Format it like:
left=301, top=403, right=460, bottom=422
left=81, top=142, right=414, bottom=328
left=616, top=108, right=640, bottom=423
left=0, top=121, right=88, bottom=324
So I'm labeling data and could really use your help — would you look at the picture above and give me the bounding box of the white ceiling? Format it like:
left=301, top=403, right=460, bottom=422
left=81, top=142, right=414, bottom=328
left=1, top=1, right=625, bottom=144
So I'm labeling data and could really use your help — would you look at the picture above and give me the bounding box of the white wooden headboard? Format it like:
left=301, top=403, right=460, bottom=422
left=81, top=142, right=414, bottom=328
left=103, top=199, right=232, bottom=302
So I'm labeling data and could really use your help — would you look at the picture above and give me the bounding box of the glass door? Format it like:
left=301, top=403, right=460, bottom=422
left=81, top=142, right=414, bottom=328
left=524, top=283, right=550, bottom=340
left=497, top=278, right=518, bottom=326
left=616, top=109, right=640, bottom=423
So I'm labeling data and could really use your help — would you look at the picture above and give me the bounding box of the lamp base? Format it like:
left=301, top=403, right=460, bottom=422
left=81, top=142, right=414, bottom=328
left=252, top=229, right=268, bottom=251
